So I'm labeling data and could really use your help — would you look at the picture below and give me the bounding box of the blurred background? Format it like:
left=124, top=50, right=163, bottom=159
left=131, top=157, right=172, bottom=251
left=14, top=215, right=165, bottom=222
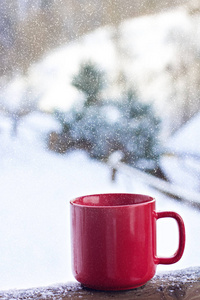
left=1, top=0, right=200, bottom=292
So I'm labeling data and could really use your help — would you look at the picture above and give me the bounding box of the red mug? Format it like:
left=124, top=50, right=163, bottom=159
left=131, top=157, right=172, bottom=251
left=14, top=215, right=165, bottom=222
left=70, top=193, right=185, bottom=291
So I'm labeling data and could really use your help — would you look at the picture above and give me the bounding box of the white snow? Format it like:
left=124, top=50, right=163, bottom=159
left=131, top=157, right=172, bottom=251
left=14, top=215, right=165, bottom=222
left=0, top=5, right=198, bottom=142
left=0, top=111, right=200, bottom=291
left=14, top=6, right=196, bottom=119
left=0, top=2, right=200, bottom=293
left=166, top=112, right=200, bottom=155
left=0, top=78, right=27, bottom=112
left=160, top=112, right=200, bottom=193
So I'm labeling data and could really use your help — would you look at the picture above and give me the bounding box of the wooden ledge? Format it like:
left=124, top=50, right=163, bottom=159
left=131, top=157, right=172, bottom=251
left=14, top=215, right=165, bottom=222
left=1, top=267, right=200, bottom=299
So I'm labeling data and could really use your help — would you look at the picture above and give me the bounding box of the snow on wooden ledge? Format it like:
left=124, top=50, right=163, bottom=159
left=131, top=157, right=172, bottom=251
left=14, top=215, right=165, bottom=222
left=1, top=267, right=200, bottom=300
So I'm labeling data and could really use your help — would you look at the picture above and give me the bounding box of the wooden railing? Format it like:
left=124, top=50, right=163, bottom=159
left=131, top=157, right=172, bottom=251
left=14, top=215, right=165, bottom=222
left=107, top=152, right=200, bottom=209
left=1, top=267, right=200, bottom=299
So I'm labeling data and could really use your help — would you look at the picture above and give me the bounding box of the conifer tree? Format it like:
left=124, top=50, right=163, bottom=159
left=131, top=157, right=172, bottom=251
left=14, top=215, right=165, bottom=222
left=72, top=61, right=104, bottom=107
left=56, top=63, right=161, bottom=169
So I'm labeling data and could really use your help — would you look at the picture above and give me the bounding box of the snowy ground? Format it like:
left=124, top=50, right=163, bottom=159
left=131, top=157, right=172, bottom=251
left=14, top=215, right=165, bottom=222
left=160, top=111, right=200, bottom=193
left=0, top=112, right=200, bottom=291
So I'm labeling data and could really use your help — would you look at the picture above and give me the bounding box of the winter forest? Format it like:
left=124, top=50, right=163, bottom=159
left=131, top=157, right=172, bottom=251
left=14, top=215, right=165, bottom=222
left=1, top=0, right=200, bottom=292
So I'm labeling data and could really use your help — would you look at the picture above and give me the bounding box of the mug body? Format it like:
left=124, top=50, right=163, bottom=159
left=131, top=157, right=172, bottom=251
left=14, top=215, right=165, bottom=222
left=70, top=193, right=157, bottom=290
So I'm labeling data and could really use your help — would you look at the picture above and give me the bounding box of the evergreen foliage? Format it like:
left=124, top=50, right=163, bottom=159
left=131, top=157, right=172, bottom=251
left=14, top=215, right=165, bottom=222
left=117, top=90, right=161, bottom=164
left=72, top=61, right=104, bottom=107
left=56, top=62, right=161, bottom=169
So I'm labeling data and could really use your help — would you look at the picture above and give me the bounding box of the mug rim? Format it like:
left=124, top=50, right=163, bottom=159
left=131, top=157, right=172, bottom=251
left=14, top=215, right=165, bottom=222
left=70, top=193, right=155, bottom=208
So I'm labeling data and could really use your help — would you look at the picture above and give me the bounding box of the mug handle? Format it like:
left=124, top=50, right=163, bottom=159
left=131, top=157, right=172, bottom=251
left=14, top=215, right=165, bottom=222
left=155, top=211, right=186, bottom=264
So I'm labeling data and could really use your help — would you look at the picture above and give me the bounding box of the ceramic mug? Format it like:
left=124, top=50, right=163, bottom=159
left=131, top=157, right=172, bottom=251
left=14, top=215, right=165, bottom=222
left=70, top=193, right=185, bottom=291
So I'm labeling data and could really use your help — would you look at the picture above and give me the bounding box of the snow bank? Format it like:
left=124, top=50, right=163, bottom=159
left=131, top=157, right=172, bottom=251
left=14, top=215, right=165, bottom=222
left=160, top=112, right=200, bottom=193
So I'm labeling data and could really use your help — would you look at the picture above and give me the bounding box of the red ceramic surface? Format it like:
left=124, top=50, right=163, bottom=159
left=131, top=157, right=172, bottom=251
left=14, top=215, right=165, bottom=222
left=70, top=193, right=185, bottom=291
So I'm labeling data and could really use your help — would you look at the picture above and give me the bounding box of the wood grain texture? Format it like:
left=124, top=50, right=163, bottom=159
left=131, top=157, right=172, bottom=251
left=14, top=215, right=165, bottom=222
left=0, top=267, right=200, bottom=299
